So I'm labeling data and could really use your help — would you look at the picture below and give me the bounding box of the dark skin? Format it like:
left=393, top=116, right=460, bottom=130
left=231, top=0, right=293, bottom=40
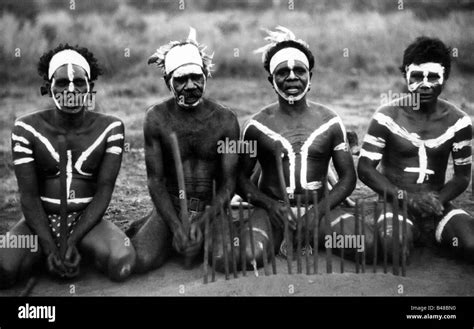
left=358, top=62, right=473, bottom=259
left=1, top=64, right=135, bottom=286
left=238, top=60, right=357, bottom=229
left=132, top=71, right=239, bottom=271
left=358, top=79, right=469, bottom=214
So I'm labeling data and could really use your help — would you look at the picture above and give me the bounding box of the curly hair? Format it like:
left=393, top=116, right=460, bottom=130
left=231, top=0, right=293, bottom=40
left=262, top=40, right=315, bottom=74
left=37, top=43, right=102, bottom=82
left=399, top=36, right=451, bottom=80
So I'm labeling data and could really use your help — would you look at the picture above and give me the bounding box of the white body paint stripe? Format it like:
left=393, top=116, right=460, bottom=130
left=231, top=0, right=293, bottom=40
left=15, top=121, right=59, bottom=162
left=301, top=116, right=346, bottom=190
left=373, top=113, right=472, bottom=183
left=360, top=149, right=382, bottom=161
left=452, top=140, right=471, bottom=152
left=330, top=213, right=353, bottom=227
left=363, top=134, right=386, bottom=148
left=40, top=196, right=93, bottom=204
left=107, top=134, right=124, bottom=142
left=106, top=146, right=123, bottom=155
left=377, top=213, right=414, bottom=226
left=243, top=227, right=269, bottom=241
left=13, top=145, right=32, bottom=154
left=454, top=156, right=472, bottom=166
left=13, top=157, right=34, bottom=165
left=334, top=142, right=347, bottom=151
left=12, top=133, right=30, bottom=145
left=243, top=119, right=296, bottom=194
left=435, top=209, right=469, bottom=243
left=75, top=121, right=122, bottom=176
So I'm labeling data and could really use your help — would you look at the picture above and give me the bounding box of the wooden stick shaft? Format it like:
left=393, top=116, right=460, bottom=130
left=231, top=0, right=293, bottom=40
left=238, top=202, right=246, bottom=276
left=227, top=202, right=238, bottom=279
left=401, top=191, right=408, bottom=277
left=169, top=133, right=189, bottom=232
left=296, top=194, right=302, bottom=274
left=324, top=180, right=332, bottom=274
left=304, top=191, right=310, bottom=275
left=263, top=210, right=277, bottom=275
left=340, top=211, right=344, bottom=274
left=312, top=191, right=319, bottom=275
left=392, top=191, right=400, bottom=276
left=383, top=189, right=388, bottom=274
left=373, top=201, right=378, bottom=273
left=203, top=206, right=210, bottom=284
left=361, top=201, right=366, bottom=273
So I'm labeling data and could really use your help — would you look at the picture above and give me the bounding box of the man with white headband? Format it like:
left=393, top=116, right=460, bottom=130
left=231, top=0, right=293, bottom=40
left=128, top=28, right=239, bottom=273
left=237, top=27, right=363, bottom=268
left=358, top=37, right=474, bottom=263
left=0, top=44, right=136, bottom=289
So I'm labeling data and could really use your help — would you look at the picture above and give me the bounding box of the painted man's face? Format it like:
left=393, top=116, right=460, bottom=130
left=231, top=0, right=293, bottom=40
left=171, top=72, right=205, bottom=107
left=406, top=62, right=444, bottom=103
left=273, top=59, right=310, bottom=99
left=51, top=64, right=90, bottom=113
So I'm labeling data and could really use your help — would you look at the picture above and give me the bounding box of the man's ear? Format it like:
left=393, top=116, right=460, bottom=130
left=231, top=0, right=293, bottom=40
left=310, top=71, right=313, bottom=80
left=164, top=76, right=171, bottom=90
left=267, top=75, right=273, bottom=87
left=40, top=82, right=51, bottom=96
left=89, top=82, right=95, bottom=92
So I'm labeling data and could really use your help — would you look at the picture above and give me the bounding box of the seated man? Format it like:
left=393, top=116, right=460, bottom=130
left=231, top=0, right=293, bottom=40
left=128, top=28, right=239, bottom=273
left=238, top=27, right=365, bottom=268
left=358, top=37, right=474, bottom=263
left=0, top=44, right=136, bottom=288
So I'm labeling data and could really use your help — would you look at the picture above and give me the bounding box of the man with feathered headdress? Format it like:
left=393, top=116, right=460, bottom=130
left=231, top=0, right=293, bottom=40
left=237, top=27, right=369, bottom=266
left=127, top=28, right=240, bottom=273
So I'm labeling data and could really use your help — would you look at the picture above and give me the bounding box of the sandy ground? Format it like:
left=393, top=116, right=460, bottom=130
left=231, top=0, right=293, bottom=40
left=1, top=236, right=474, bottom=297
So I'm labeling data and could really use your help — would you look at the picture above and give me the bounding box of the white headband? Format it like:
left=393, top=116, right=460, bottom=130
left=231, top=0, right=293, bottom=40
left=164, top=44, right=203, bottom=75
left=269, top=47, right=309, bottom=74
left=172, top=64, right=204, bottom=78
left=48, top=49, right=91, bottom=80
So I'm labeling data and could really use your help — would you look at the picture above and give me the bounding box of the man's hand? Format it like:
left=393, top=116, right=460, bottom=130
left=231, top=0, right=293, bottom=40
left=183, top=224, right=203, bottom=259
left=407, top=191, right=444, bottom=219
left=63, top=244, right=81, bottom=278
left=46, top=250, right=67, bottom=278
left=266, top=200, right=296, bottom=230
left=172, top=224, right=189, bottom=254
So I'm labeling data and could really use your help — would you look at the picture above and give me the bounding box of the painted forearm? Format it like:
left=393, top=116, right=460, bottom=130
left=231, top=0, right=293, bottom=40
left=438, top=174, right=470, bottom=205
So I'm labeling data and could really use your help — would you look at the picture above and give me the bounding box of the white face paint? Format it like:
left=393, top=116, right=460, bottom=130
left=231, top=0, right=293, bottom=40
left=50, top=64, right=90, bottom=111
left=272, top=59, right=310, bottom=104
left=406, top=62, right=445, bottom=92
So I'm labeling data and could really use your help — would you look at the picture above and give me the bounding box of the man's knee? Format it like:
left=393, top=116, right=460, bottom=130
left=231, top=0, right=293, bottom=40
left=0, top=263, right=17, bottom=289
left=107, top=247, right=136, bottom=281
left=459, top=239, right=474, bottom=262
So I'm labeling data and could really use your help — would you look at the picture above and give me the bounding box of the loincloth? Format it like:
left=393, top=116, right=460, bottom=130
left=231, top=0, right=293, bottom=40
left=47, top=212, right=81, bottom=247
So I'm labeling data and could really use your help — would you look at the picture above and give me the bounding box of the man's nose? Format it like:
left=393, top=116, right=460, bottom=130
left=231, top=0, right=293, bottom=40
left=184, top=78, right=196, bottom=89
left=68, top=82, right=75, bottom=92
left=287, top=70, right=297, bottom=80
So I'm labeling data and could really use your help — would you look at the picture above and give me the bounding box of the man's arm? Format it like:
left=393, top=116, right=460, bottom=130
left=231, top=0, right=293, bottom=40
left=143, top=110, right=183, bottom=235
left=11, top=125, right=58, bottom=256
left=67, top=121, right=125, bottom=247
left=319, top=120, right=356, bottom=217
left=438, top=115, right=472, bottom=204
left=357, top=114, right=399, bottom=200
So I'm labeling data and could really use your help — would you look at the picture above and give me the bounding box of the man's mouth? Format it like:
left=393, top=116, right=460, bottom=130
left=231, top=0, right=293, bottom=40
left=284, top=86, right=301, bottom=94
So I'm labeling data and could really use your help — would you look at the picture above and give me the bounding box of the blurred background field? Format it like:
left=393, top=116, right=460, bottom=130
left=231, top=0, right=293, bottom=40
left=1, top=0, right=474, bottom=221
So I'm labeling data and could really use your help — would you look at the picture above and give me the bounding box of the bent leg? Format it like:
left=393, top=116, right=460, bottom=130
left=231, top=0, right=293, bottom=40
left=79, top=220, right=136, bottom=281
left=128, top=209, right=172, bottom=273
left=0, top=219, right=43, bottom=289
left=437, top=208, right=474, bottom=263
left=375, top=202, right=415, bottom=264
left=211, top=207, right=281, bottom=273
left=319, top=207, right=375, bottom=262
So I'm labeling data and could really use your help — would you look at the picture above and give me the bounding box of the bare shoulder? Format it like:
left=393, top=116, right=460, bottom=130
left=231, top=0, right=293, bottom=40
left=204, top=98, right=238, bottom=123
left=307, top=101, right=341, bottom=121
left=249, top=102, right=279, bottom=125
left=87, top=111, right=124, bottom=128
left=144, top=98, right=174, bottom=126
left=438, top=98, right=470, bottom=123
left=15, top=108, right=54, bottom=126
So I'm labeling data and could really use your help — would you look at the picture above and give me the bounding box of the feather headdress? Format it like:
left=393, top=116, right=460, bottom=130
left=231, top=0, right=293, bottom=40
left=148, top=27, right=214, bottom=77
left=254, top=26, right=309, bottom=63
